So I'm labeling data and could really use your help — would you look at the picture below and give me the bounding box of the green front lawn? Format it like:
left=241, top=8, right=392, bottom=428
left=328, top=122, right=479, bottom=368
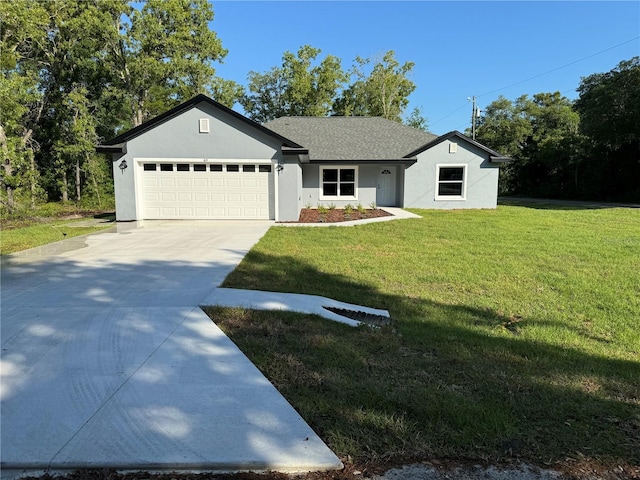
left=1, top=217, right=114, bottom=255
left=206, top=205, right=640, bottom=467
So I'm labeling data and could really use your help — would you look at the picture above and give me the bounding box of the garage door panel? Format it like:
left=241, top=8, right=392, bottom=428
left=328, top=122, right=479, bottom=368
left=243, top=193, right=258, bottom=202
left=194, top=193, right=208, bottom=202
left=144, top=192, right=160, bottom=201
left=141, top=162, right=273, bottom=219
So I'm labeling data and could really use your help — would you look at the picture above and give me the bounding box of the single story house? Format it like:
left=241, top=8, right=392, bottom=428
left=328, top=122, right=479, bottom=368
left=98, top=94, right=510, bottom=222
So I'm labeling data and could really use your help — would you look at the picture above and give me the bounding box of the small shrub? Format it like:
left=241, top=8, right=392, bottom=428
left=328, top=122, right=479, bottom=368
left=369, top=201, right=377, bottom=210
left=357, top=203, right=366, bottom=215
left=328, top=203, right=337, bottom=210
left=344, top=204, right=354, bottom=215
left=317, top=204, right=328, bottom=215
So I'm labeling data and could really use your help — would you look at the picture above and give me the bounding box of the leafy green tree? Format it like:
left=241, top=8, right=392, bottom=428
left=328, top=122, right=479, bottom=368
left=0, top=0, right=49, bottom=209
left=52, top=86, right=99, bottom=203
left=241, top=45, right=347, bottom=123
left=575, top=57, right=640, bottom=151
left=476, top=93, right=581, bottom=197
left=574, top=57, right=640, bottom=201
left=334, top=51, right=416, bottom=121
left=404, top=107, right=429, bottom=131
left=474, top=95, right=532, bottom=159
left=30, top=0, right=127, bottom=203
left=118, top=0, right=236, bottom=126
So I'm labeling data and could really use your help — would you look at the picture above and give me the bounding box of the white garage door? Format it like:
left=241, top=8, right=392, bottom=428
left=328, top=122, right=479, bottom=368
left=140, top=161, right=274, bottom=219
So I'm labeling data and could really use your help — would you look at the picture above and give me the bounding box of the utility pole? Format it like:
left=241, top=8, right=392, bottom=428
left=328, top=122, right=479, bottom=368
left=469, top=96, right=477, bottom=140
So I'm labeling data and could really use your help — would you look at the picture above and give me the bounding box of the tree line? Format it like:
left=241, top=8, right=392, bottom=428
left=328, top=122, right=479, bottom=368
left=2, top=0, right=638, bottom=214
left=475, top=57, right=639, bottom=202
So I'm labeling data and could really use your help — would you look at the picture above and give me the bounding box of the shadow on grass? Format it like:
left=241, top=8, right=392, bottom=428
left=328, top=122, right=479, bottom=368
left=498, top=196, right=640, bottom=210
left=219, top=250, right=640, bottom=466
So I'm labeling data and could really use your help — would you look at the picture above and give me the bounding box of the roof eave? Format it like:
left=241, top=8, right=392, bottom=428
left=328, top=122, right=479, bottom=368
left=308, top=158, right=417, bottom=165
left=490, top=156, right=512, bottom=163
left=96, top=143, right=127, bottom=154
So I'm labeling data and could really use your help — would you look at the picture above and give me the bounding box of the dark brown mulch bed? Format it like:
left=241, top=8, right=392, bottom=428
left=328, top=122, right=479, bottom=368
left=285, top=208, right=391, bottom=224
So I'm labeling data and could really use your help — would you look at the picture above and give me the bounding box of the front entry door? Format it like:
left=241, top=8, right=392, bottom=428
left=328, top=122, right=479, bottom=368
left=376, top=167, right=396, bottom=206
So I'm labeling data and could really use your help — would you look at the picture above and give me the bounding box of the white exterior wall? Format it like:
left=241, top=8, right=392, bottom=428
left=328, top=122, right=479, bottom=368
left=111, top=102, right=284, bottom=221
left=403, top=138, right=500, bottom=209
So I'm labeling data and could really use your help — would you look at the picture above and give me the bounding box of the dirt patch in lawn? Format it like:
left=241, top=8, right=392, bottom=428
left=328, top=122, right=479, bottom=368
left=283, top=208, right=391, bottom=224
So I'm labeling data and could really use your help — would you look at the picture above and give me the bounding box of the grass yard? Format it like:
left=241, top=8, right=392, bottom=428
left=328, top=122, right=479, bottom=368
left=0, top=216, right=114, bottom=255
left=205, top=204, right=640, bottom=468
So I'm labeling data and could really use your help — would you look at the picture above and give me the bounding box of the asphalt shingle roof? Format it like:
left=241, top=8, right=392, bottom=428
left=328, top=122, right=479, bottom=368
left=265, top=117, right=438, bottom=161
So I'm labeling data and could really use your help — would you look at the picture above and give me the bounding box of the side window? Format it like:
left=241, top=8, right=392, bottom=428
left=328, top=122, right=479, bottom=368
left=436, top=165, right=466, bottom=199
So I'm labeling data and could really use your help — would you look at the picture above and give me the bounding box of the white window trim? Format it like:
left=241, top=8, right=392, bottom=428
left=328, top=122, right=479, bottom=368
left=435, top=164, right=467, bottom=201
left=319, top=165, right=358, bottom=201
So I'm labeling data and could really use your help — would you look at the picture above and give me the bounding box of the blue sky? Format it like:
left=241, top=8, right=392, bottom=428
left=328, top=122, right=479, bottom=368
left=210, top=1, right=639, bottom=134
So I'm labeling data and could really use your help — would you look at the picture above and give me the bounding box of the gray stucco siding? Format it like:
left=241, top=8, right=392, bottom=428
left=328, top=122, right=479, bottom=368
left=112, top=101, right=283, bottom=221
left=300, top=164, right=392, bottom=209
left=403, top=138, right=500, bottom=210
left=126, top=103, right=282, bottom=159
left=277, top=159, right=303, bottom=222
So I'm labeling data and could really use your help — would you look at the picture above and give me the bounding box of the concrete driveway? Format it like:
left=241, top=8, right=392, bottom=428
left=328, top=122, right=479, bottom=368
left=1, top=221, right=342, bottom=478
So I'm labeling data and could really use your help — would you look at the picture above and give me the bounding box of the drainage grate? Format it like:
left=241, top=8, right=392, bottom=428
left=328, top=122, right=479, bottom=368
left=322, top=306, right=391, bottom=327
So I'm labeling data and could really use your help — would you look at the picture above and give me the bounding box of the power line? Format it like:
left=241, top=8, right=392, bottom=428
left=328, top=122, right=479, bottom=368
left=430, top=102, right=469, bottom=126
left=478, top=36, right=640, bottom=99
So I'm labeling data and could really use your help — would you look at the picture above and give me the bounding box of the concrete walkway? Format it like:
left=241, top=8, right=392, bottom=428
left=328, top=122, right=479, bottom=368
left=1, top=221, right=342, bottom=479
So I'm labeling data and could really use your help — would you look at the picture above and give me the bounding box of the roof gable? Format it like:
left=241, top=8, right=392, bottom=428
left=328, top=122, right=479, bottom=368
left=99, top=94, right=302, bottom=149
left=405, top=130, right=511, bottom=162
left=265, top=116, right=437, bottom=161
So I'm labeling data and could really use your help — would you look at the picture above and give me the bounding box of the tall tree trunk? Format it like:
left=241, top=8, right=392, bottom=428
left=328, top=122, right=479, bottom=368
left=88, top=154, right=102, bottom=208
left=0, top=124, right=15, bottom=209
left=75, top=158, right=81, bottom=201
left=61, top=170, right=68, bottom=202
left=30, top=150, right=37, bottom=208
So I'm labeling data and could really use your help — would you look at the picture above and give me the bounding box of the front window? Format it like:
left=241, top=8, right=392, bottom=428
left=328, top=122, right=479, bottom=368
left=320, top=166, right=357, bottom=199
left=436, top=165, right=466, bottom=200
